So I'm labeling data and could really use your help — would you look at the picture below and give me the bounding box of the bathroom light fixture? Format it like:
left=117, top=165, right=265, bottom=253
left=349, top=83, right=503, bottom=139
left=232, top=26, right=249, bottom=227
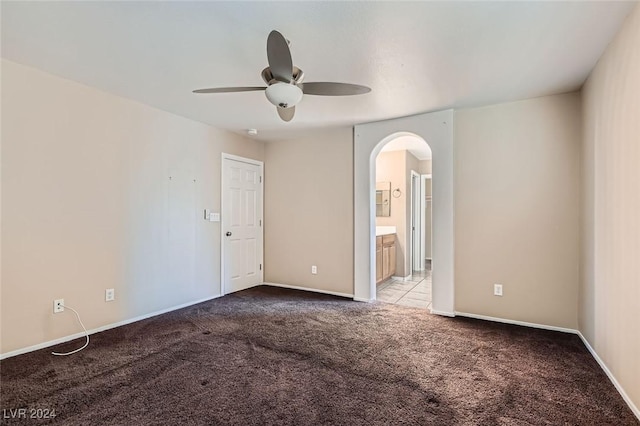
left=264, top=82, right=303, bottom=108
left=247, top=129, right=258, bottom=136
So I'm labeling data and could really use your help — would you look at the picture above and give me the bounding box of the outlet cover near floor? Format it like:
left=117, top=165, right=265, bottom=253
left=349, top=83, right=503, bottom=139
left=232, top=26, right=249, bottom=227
left=105, top=288, right=115, bottom=302
left=494, top=284, right=503, bottom=296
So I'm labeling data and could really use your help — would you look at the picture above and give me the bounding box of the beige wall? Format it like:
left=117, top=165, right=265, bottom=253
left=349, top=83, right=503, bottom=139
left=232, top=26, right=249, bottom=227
left=375, top=150, right=422, bottom=277
left=376, top=150, right=407, bottom=277
left=455, top=93, right=581, bottom=329
left=419, top=159, right=432, bottom=175
left=1, top=60, right=264, bottom=354
left=581, top=3, right=640, bottom=411
left=263, top=128, right=353, bottom=296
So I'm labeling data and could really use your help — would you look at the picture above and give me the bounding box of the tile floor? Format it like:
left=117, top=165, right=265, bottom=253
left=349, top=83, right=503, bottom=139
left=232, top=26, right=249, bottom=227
left=376, top=268, right=432, bottom=310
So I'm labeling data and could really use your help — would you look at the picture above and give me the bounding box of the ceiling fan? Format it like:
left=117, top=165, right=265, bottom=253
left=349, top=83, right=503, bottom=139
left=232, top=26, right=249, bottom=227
left=193, top=30, right=371, bottom=122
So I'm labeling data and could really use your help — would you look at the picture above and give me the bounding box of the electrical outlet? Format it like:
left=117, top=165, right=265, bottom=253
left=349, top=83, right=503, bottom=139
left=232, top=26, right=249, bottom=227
left=494, top=284, right=503, bottom=297
left=53, top=299, right=64, bottom=313
left=105, top=288, right=115, bottom=302
left=311, top=265, right=317, bottom=275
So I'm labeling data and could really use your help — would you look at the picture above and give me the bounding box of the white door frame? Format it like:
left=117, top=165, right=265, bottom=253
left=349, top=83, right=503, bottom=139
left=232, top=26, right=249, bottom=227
left=410, top=170, right=423, bottom=271
left=421, top=174, right=431, bottom=263
left=221, top=153, right=264, bottom=295
left=354, top=109, right=455, bottom=316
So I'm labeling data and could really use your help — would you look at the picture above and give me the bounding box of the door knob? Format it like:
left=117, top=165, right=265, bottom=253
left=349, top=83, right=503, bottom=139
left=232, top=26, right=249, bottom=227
left=226, top=232, right=232, bottom=236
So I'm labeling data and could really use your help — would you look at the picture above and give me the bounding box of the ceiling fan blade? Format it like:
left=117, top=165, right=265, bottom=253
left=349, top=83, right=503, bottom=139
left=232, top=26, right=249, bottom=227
left=193, top=87, right=266, bottom=94
left=299, top=82, right=371, bottom=96
left=267, top=30, right=293, bottom=83
left=277, top=106, right=295, bottom=122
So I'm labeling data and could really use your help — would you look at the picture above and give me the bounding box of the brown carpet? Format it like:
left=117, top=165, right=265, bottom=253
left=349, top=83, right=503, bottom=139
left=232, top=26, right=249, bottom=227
left=1, top=286, right=637, bottom=425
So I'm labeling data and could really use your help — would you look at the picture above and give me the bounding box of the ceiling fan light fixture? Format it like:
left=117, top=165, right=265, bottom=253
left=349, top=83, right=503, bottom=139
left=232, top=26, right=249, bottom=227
left=265, top=82, right=303, bottom=108
left=193, top=30, right=371, bottom=122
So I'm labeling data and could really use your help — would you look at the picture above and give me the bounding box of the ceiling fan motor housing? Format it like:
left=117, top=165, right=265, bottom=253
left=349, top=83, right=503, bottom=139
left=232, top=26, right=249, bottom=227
left=261, top=66, right=304, bottom=85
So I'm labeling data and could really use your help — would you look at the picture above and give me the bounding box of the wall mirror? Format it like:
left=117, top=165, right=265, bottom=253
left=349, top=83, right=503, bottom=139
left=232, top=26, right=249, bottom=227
left=376, top=181, right=391, bottom=217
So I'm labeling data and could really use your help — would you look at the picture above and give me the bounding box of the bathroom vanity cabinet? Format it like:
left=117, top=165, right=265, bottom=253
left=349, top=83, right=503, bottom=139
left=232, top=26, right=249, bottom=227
left=376, top=233, right=396, bottom=284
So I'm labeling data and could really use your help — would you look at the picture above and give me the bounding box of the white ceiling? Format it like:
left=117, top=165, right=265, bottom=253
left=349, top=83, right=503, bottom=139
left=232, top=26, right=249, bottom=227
left=1, top=1, right=636, bottom=141
left=381, top=135, right=432, bottom=161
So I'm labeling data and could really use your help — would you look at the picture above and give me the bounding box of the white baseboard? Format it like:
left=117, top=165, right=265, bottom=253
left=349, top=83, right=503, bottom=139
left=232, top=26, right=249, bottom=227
left=430, top=309, right=455, bottom=317
left=0, top=294, right=222, bottom=360
left=576, top=331, right=640, bottom=421
left=262, top=282, right=353, bottom=299
left=391, top=274, right=412, bottom=281
left=454, top=311, right=578, bottom=334
left=454, top=311, right=639, bottom=421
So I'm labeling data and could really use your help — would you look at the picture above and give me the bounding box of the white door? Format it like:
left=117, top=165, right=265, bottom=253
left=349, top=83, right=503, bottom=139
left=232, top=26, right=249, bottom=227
left=222, top=155, right=263, bottom=294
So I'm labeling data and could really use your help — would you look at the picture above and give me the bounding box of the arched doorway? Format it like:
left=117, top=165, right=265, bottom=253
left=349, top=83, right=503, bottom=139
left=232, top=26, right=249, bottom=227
left=374, top=134, right=432, bottom=308
left=353, top=109, right=455, bottom=316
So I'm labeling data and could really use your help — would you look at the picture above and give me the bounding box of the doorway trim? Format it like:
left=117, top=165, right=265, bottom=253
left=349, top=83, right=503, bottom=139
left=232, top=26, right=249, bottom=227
left=410, top=170, right=422, bottom=272
left=354, top=109, right=455, bottom=316
left=421, top=174, right=432, bottom=266
left=221, top=153, right=264, bottom=296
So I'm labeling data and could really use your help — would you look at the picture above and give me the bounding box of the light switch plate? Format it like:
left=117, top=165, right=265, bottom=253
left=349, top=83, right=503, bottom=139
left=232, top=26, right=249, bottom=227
left=209, top=212, right=220, bottom=222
